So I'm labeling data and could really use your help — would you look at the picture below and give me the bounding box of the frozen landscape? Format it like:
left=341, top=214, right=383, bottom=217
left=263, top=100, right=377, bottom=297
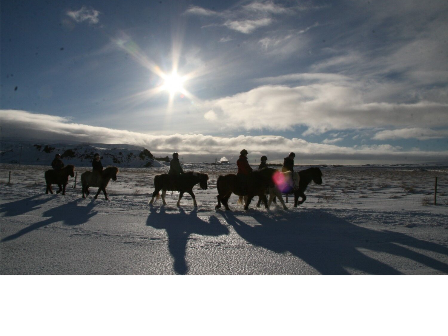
left=1, top=162, right=447, bottom=275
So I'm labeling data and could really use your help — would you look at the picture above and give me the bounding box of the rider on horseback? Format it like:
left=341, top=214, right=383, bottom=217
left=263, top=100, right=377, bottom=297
left=51, top=154, right=64, bottom=170
left=258, top=155, right=268, bottom=170
left=168, top=152, right=184, bottom=189
left=168, top=152, right=184, bottom=175
left=237, top=149, right=252, bottom=194
left=282, top=152, right=295, bottom=172
left=92, top=153, right=103, bottom=185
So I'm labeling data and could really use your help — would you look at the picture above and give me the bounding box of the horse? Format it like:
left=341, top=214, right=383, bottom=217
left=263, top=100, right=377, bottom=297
left=288, top=167, right=323, bottom=207
left=215, top=168, right=277, bottom=211
left=149, top=172, right=209, bottom=207
left=45, top=165, right=75, bottom=195
left=81, top=167, right=119, bottom=200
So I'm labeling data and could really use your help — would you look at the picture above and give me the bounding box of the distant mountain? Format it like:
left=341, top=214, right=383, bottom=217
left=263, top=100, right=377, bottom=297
left=0, top=142, right=165, bottom=168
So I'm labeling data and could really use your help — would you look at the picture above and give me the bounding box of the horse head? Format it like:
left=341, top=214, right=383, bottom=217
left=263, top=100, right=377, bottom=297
left=104, top=167, right=119, bottom=181
left=312, top=167, right=323, bottom=185
left=68, top=165, right=75, bottom=177
left=112, top=167, right=119, bottom=181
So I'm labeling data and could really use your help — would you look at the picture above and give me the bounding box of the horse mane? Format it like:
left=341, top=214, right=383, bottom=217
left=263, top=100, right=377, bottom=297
left=103, top=166, right=119, bottom=177
left=183, top=172, right=208, bottom=179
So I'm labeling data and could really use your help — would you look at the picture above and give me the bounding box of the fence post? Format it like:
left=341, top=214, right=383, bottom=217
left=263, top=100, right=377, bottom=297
left=73, top=172, right=78, bottom=189
left=434, top=177, right=438, bottom=205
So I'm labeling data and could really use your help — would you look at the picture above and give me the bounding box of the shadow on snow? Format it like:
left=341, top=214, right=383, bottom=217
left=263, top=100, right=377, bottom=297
left=147, top=205, right=229, bottom=275
left=1, top=198, right=97, bottom=242
left=221, top=209, right=448, bottom=275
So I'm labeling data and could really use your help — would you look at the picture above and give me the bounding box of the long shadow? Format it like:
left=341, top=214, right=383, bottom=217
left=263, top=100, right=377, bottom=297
left=1, top=200, right=97, bottom=242
left=222, top=210, right=448, bottom=274
left=147, top=205, right=229, bottom=275
left=0, top=195, right=53, bottom=217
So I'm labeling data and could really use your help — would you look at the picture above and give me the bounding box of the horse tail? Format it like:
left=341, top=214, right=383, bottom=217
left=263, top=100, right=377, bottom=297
left=216, top=176, right=223, bottom=195
left=215, top=176, right=223, bottom=209
left=152, top=175, right=161, bottom=198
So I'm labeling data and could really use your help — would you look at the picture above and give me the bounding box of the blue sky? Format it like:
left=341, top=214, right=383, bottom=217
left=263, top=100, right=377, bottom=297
left=1, top=0, right=448, bottom=163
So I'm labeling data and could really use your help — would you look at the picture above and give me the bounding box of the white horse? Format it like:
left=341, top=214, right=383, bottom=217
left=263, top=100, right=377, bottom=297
left=238, top=170, right=300, bottom=210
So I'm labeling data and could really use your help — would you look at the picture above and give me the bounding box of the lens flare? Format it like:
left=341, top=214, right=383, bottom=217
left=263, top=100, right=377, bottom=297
left=273, top=171, right=293, bottom=193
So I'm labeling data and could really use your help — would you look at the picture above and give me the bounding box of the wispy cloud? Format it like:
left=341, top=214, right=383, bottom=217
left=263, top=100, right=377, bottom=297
left=373, top=128, right=448, bottom=140
left=184, top=1, right=313, bottom=34
left=224, top=18, right=272, bottom=34
left=184, top=6, right=219, bottom=17
left=66, top=6, right=100, bottom=25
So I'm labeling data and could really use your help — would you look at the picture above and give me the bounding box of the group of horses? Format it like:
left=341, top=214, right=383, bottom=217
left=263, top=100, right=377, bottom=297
left=44, top=165, right=119, bottom=200
left=44, top=165, right=322, bottom=211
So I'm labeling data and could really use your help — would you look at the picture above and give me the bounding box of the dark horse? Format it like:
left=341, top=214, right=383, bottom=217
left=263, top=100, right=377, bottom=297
left=81, top=167, right=119, bottom=200
left=149, top=172, right=209, bottom=207
left=291, top=167, right=323, bottom=207
left=45, top=165, right=75, bottom=195
left=215, top=168, right=277, bottom=211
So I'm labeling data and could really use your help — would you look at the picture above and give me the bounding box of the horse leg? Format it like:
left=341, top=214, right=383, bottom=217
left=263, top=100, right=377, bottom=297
left=94, top=187, right=101, bottom=199
left=49, top=184, right=54, bottom=194
left=102, top=187, right=109, bottom=200
left=46, top=184, right=51, bottom=194
left=149, top=188, right=161, bottom=205
left=56, top=184, right=62, bottom=194
left=187, top=191, right=197, bottom=208
left=244, top=195, right=254, bottom=211
left=177, top=192, right=184, bottom=207
left=260, top=194, right=269, bottom=209
left=222, top=193, right=232, bottom=211
left=161, top=189, right=167, bottom=205
left=215, top=195, right=222, bottom=210
left=294, top=191, right=306, bottom=207
left=62, top=183, right=67, bottom=195
left=275, top=190, right=288, bottom=210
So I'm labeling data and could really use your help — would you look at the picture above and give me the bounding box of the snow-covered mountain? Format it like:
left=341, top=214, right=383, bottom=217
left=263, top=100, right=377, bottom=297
left=0, top=142, right=165, bottom=168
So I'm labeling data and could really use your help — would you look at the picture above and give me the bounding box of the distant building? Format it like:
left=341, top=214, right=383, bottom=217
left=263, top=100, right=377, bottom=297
left=218, top=157, right=230, bottom=164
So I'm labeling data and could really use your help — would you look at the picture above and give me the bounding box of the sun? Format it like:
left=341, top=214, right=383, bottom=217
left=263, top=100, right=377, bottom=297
left=162, top=71, right=185, bottom=95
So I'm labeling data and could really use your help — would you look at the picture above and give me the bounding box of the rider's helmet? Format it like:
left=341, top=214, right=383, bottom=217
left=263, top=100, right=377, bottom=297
left=94, top=153, right=100, bottom=159
left=240, top=149, right=248, bottom=155
left=261, top=155, right=267, bottom=161
left=289, top=152, right=295, bottom=158
left=55, top=154, right=61, bottom=158
left=173, top=152, right=179, bottom=158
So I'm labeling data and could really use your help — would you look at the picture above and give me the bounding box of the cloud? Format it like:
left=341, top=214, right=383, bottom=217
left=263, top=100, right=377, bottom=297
left=184, top=6, right=219, bottom=17
left=204, top=110, right=217, bottom=121
left=242, top=1, right=289, bottom=14
left=323, top=138, right=344, bottom=144
left=184, top=1, right=308, bottom=34
left=2, top=110, right=447, bottom=163
left=66, top=6, right=100, bottom=24
left=201, top=83, right=448, bottom=135
left=373, top=128, right=448, bottom=140
left=224, top=18, right=272, bottom=34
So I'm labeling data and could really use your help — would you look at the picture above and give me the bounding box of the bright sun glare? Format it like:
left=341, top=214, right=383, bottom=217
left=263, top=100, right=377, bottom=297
left=162, top=71, right=185, bottom=95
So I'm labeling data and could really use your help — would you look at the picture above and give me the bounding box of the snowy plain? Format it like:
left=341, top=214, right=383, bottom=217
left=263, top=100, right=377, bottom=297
left=1, top=163, right=448, bottom=275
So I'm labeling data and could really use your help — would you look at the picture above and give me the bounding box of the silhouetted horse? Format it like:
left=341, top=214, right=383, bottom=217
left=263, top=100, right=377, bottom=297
left=45, top=165, right=75, bottom=195
left=81, top=167, right=119, bottom=200
left=291, top=167, right=323, bottom=207
left=149, top=172, right=209, bottom=207
left=216, top=168, right=277, bottom=211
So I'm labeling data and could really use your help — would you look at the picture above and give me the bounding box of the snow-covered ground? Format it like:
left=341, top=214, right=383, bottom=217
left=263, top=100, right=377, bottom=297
left=1, top=163, right=448, bottom=274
